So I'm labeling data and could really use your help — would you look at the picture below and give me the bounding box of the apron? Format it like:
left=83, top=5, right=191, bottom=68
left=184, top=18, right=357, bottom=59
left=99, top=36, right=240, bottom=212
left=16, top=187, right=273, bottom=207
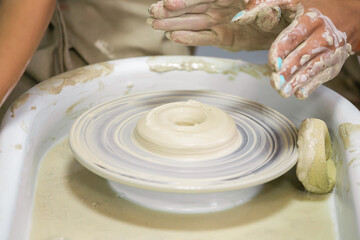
left=27, top=0, right=192, bottom=82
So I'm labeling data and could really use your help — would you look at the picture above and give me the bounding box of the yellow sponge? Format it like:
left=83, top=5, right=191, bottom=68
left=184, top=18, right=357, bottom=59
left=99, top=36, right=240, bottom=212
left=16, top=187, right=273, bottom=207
left=296, top=118, right=336, bottom=194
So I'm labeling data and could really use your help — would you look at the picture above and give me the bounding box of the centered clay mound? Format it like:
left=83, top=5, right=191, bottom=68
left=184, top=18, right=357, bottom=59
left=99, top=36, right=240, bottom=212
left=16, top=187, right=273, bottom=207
left=133, top=100, right=242, bottom=160
left=69, top=90, right=298, bottom=192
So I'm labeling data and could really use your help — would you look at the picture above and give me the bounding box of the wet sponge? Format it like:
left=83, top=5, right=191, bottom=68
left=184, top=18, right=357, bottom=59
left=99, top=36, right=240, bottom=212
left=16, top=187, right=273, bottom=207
left=296, top=118, right=336, bottom=194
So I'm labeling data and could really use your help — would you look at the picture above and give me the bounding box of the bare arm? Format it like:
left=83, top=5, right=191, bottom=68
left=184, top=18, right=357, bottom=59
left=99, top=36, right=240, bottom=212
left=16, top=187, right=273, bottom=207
left=0, top=0, right=56, bottom=106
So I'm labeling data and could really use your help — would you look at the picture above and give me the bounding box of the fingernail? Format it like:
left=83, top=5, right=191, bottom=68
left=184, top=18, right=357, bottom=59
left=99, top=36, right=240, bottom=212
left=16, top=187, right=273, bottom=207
left=283, top=83, right=292, bottom=94
left=279, top=74, right=285, bottom=87
left=298, top=88, right=308, bottom=99
left=163, top=0, right=169, bottom=5
left=276, top=57, right=282, bottom=71
left=146, top=18, right=154, bottom=26
left=148, top=4, right=155, bottom=15
left=231, top=11, right=245, bottom=22
left=274, top=6, right=281, bottom=18
left=165, top=31, right=171, bottom=39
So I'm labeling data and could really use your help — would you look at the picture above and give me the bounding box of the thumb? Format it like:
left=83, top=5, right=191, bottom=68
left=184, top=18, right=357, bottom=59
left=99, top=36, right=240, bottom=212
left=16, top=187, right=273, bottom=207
left=231, top=2, right=281, bottom=32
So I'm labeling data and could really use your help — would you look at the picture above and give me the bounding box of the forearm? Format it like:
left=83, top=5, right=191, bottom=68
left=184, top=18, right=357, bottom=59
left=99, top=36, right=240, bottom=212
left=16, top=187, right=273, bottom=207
left=0, top=0, right=56, bottom=106
left=338, top=0, right=360, bottom=54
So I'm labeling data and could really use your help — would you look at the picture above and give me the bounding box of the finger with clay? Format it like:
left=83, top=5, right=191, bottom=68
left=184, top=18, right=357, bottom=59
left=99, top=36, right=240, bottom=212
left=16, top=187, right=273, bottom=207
left=147, top=0, right=278, bottom=51
left=231, top=0, right=298, bottom=32
left=270, top=10, right=353, bottom=99
left=232, top=0, right=360, bottom=99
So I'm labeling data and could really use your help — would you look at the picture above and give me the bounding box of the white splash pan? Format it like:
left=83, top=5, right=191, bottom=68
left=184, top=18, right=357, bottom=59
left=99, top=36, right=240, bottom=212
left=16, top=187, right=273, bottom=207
left=0, top=56, right=359, bottom=239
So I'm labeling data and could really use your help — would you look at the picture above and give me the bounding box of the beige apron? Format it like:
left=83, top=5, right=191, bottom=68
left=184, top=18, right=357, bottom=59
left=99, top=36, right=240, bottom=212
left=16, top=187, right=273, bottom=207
left=28, top=0, right=192, bottom=81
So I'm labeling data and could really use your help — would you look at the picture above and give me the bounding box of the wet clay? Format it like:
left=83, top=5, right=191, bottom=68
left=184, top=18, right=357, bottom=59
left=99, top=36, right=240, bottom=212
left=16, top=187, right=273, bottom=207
left=147, top=56, right=271, bottom=80
left=36, top=63, right=114, bottom=95
left=10, top=93, right=32, bottom=118
left=339, top=123, right=360, bottom=151
left=296, top=118, right=336, bottom=194
left=30, top=139, right=336, bottom=240
left=339, top=123, right=360, bottom=169
left=133, top=100, right=241, bottom=160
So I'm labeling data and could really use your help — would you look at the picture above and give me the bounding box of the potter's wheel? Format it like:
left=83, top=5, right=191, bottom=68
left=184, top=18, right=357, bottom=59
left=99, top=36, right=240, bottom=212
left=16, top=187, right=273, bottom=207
left=69, top=90, right=298, bottom=212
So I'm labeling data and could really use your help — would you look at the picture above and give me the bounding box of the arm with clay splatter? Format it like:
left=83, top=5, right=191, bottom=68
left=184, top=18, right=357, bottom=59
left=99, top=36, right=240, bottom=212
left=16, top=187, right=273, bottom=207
left=0, top=0, right=56, bottom=107
left=148, top=0, right=282, bottom=51
left=232, top=0, right=360, bottom=99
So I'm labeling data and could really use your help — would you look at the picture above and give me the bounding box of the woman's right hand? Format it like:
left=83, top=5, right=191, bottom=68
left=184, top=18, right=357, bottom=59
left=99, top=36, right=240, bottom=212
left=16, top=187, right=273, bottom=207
left=148, top=0, right=281, bottom=51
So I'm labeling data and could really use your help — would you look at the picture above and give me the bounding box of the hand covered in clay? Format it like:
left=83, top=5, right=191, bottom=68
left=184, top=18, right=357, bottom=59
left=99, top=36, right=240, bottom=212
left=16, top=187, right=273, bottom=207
left=147, top=0, right=281, bottom=51
left=232, top=0, right=360, bottom=99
